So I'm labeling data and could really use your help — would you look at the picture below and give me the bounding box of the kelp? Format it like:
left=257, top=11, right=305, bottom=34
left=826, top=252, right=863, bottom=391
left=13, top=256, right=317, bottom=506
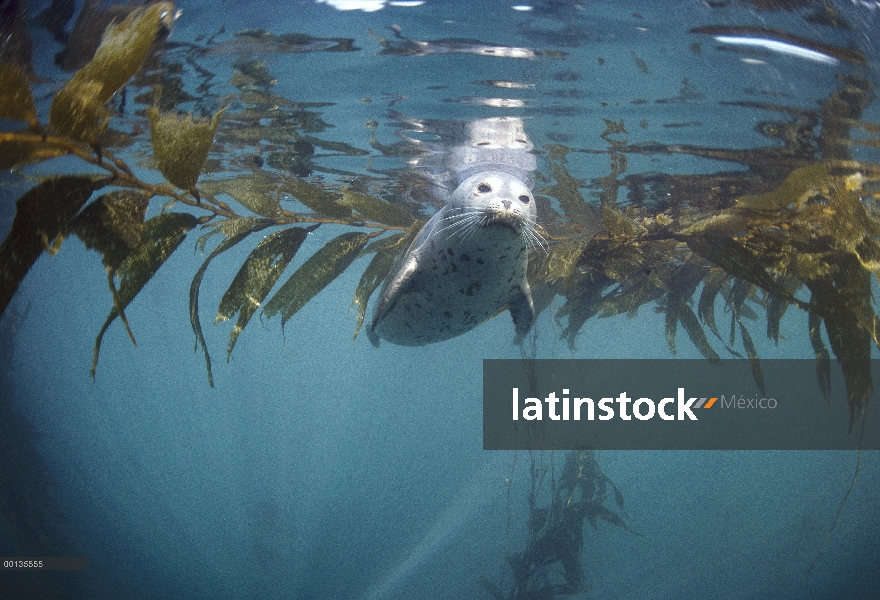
left=263, top=232, right=372, bottom=328
left=350, top=231, right=414, bottom=341
left=602, top=203, right=647, bottom=238
left=537, top=151, right=598, bottom=228
left=49, top=3, right=172, bottom=142
left=0, top=175, right=108, bottom=316
left=91, top=212, right=198, bottom=377
left=281, top=177, right=353, bottom=219
left=341, top=189, right=415, bottom=227
left=0, top=139, right=67, bottom=170
left=56, top=0, right=145, bottom=71
left=199, top=175, right=282, bottom=218
left=147, top=106, right=225, bottom=194
left=0, top=0, right=32, bottom=70
left=215, top=226, right=314, bottom=358
left=189, top=219, right=265, bottom=387
left=498, top=451, right=636, bottom=599
left=0, top=14, right=429, bottom=386
left=69, top=191, right=151, bottom=270
left=1, top=13, right=879, bottom=595
left=0, top=63, right=39, bottom=128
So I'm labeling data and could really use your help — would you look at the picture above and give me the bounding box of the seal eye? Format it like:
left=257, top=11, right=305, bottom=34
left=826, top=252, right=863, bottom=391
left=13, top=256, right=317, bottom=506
left=519, top=194, right=531, bottom=204
left=478, top=183, right=491, bottom=193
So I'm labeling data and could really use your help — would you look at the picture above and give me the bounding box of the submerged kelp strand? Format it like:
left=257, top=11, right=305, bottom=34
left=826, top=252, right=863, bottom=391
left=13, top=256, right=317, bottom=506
left=500, top=451, right=637, bottom=599
left=91, top=212, right=197, bottom=377
left=0, top=175, right=108, bottom=316
left=49, top=3, right=173, bottom=141
left=189, top=220, right=264, bottom=387
left=216, top=226, right=314, bottom=360
left=263, top=232, right=372, bottom=328
left=147, top=106, right=226, bottom=194
left=0, top=62, right=39, bottom=128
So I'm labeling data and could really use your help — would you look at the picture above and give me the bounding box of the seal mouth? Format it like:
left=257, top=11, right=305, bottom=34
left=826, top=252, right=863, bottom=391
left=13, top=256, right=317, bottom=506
left=481, top=217, right=520, bottom=231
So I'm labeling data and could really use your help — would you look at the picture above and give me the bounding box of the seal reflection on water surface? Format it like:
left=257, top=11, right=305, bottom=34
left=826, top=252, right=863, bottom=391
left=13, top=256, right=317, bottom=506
left=368, top=117, right=542, bottom=347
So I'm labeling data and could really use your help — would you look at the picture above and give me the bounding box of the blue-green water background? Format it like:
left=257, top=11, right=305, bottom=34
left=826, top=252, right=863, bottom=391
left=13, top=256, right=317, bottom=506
left=2, top=0, right=880, bottom=598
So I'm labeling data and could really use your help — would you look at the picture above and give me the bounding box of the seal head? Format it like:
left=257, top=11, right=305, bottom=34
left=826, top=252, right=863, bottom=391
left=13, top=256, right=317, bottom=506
left=368, top=170, right=540, bottom=347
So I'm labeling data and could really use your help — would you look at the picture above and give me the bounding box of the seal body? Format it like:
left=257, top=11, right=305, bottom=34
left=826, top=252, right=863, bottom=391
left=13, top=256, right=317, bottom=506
left=368, top=167, right=538, bottom=347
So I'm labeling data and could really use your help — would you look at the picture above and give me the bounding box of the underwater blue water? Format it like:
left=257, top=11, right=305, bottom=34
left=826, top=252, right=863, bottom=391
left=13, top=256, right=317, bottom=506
left=2, top=0, right=880, bottom=598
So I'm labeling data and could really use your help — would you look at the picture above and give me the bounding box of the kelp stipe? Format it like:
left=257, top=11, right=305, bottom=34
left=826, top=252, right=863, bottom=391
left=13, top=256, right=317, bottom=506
left=482, top=450, right=636, bottom=599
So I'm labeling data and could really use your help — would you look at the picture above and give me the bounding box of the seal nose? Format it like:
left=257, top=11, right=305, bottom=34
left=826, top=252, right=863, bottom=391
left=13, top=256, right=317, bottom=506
left=502, top=199, right=511, bottom=209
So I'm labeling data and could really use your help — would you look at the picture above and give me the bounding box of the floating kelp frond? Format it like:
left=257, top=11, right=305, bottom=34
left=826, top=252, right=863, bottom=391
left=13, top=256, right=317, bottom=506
left=0, top=176, right=108, bottom=317
left=351, top=232, right=409, bottom=341
left=49, top=3, right=173, bottom=141
left=189, top=219, right=269, bottom=386
left=57, top=0, right=148, bottom=71
left=215, top=226, right=312, bottom=360
left=263, top=232, right=372, bottom=328
left=68, top=191, right=151, bottom=271
left=0, top=63, right=38, bottom=128
left=92, top=212, right=197, bottom=378
left=147, top=106, right=225, bottom=193
left=341, top=189, right=415, bottom=227
left=200, top=175, right=282, bottom=218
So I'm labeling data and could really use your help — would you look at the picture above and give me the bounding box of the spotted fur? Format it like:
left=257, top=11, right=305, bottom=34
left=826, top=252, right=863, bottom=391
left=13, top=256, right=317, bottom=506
left=368, top=171, right=542, bottom=346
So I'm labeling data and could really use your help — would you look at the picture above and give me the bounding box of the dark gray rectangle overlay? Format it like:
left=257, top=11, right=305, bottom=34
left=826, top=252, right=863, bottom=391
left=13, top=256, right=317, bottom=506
left=483, top=359, right=880, bottom=450
left=1, top=557, right=88, bottom=570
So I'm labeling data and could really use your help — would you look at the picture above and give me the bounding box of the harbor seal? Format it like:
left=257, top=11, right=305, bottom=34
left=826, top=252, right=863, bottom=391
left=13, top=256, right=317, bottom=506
left=368, top=117, right=542, bottom=346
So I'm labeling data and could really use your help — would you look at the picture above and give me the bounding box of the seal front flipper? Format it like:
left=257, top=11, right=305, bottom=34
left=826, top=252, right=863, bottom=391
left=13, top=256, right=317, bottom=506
left=368, top=206, right=449, bottom=347
left=509, top=281, right=535, bottom=345
left=368, top=254, right=420, bottom=347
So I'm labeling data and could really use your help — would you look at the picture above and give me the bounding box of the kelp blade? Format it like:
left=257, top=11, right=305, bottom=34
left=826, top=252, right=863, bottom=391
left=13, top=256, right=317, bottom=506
left=738, top=320, right=765, bottom=395
left=351, top=233, right=405, bottom=341
left=68, top=191, right=151, bottom=270
left=263, top=231, right=370, bottom=327
left=49, top=3, right=171, bottom=140
left=147, top=106, right=225, bottom=190
left=341, top=190, right=414, bottom=227
left=697, top=270, right=727, bottom=342
left=808, top=311, right=832, bottom=400
left=674, top=296, right=721, bottom=362
left=602, top=204, right=646, bottom=237
left=216, top=226, right=311, bottom=359
left=92, top=212, right=197, bottom=377
left=199, top=175, right=282, bottom=218
left=537, top=159, right=597, bottom=227
left=189, top=220, right=260, bottom=386
left=0, top=139, right=68, bottom=170
left=113, top=213, right=198, bottom=308
left=0, top=62, right=38, bottom=127
left=281, top=177, right=352, bottom=219
left=545, top=236, right=593, bottom=289
left=685, top=235, right=795, bottom=305
left=0, top=175, right=105, bottom=317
